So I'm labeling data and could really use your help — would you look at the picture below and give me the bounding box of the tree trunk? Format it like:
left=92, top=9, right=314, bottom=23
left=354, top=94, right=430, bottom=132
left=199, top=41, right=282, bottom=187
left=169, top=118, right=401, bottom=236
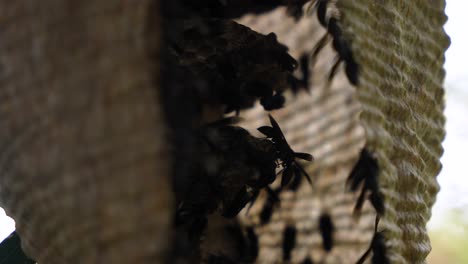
left=0, top=1, right=172, bottom=263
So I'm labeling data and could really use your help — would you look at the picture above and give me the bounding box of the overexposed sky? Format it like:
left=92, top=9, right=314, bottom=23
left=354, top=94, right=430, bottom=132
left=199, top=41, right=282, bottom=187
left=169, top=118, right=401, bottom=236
left=0, top=208, right=14, bottom=241
left=429, top=0, right=468, bottom=227
left=0, top=0, right=467, bottom=241
left=443, top=0, right=468, bottom=85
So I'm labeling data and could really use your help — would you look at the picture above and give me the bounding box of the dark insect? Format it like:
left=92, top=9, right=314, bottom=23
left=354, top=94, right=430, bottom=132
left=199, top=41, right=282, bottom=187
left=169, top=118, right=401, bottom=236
left=286, top=170, right=303, bottom=191
left=327, top=18, right=360, bottom=85
left=260, top=91, right=286, bottom=111
left=356, top=216, right=390, bottom=264
left=259, top=187, right=281, bottom=224
left=345, top=57, right=359, bottom=85
left=309, top=33, right=330, bottom=74
left=370, top=232, right=389, bottom=264
left=0, top=231, right=36, bottom=264
left=346, top=148, right=385, bottom=218
left=176, top=117, right=276, bottom=237
left=311, top=34, right=330, bottom=60
left=221, top=187, right=253, bottom=218
left=282, top=226, right=297, bottom=261
left=258, top=114, right=313, bottom=188
left=289, top=54, right=311, bottom=94
left=201, top=116, right=278, bottom=217
left=288, top=75, right=303, bottom=94
left=328, top=19, right=351, bottom=60
left=315, top=0, right=329, bottom=27
left=318, top=213, right=335, bottom=252
left=310, top=3, right=360, bottom=86
left=327, top=56, right=342, bottom=84
left=171, top=19, right=299, bottom=115
left=299, top=54, right=310, bottom=89
left=246, top=227, right=259, bottom=261
left=301, top=257, right=314, bottom=264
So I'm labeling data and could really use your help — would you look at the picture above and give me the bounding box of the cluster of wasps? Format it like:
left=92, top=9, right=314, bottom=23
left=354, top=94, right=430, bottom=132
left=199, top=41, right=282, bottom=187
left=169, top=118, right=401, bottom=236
left=163, top=1, right=314, bottom=260
left=162, top=0, right=388, bottom=263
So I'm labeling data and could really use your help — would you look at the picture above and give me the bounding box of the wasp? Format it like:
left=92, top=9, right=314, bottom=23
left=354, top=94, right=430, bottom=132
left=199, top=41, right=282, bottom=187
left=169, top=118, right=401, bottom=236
left=258, top=115, right=313, bottom=188
left=195, top=116, right=286, bottom=224
left=260, top=91, right=286, bottom=111
left=173, top=21, right=299, bottom=115
left=318, top=213, right=335, bottom=252
left=327, top=18, right=359, bottom=85
left=288, top=54, right=311, bottom=94
left=256, top=187, right=281, bottom=224
left=346, top=148, right=385, bottom=218
left=309, top=1, right=360, bottom=86
left=283, top=226, right=297, bottom=261
left=356, top=216, right=389, bottom=264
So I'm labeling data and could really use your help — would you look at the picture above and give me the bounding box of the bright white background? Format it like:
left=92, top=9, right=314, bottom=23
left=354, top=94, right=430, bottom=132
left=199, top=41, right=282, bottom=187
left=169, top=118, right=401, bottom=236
left=0, top=0, right=467, bottom=241
left=427, top=0, right=468, bottom=228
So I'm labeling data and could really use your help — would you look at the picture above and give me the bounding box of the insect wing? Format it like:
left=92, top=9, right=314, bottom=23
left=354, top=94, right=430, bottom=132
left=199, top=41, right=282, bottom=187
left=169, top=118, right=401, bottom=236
left=281, top=166, right=294, bottom=188
left=295, top=162, right=312, bottom=186
left=288, top=171, right=302, bottom=191
left=257, top=126, right=275, bottom=138
left=268, top=114, right=287, bottom=142
left=355, top=247, right=372, bottom=264
left=352, top=188, right=367, bottom=219
left=346, top=59, right=359, bottom=85
left=295, top=152, right=314, bottom=161
left=328, top=57, right=342, bottom=83
left=222, top=189, right=251, bottom=218
left=370, top=191, right=385, bottom=216
left=311, top=34, right=330, bottom=61
left=316, top=0, right=329, bottom=27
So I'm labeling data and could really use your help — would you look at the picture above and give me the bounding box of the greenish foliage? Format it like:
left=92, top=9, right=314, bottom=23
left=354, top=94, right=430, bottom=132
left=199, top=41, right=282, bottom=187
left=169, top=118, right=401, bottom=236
left=428, top=208, right=468, bottom=264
